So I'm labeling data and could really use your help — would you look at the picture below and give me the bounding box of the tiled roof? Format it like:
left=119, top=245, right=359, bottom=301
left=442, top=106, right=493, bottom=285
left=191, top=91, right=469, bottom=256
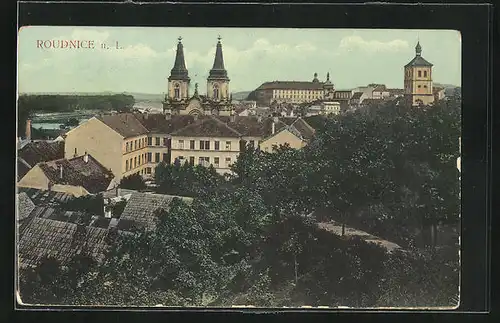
left=17, top=158, right=31, bottom=181
left=256, top=81, right=325, bottom=91
left=290, top=118, right=315, bottom=140
left=17, top=188, right=74, bottom=206
left=18, top=216, right=113, bottom=268
left=120, top=192, right=193, bottom=231
left=217, top=116, right=288, bottom=137
left=361, top=98, right=384, bottom=106
left=38, top=154, right=114, bottom=194
left=18, top=140, right=64, bottom=167
left=17, top=193, right=35, bottom=221
left=373, top=85, right=387, bottom=92
left=351, top=92, right=363, bottom=100
left=171, top=116, right=242, bottom=138
left=135, top=114, right=195, bottom=134
left=387, top=88, right=404, bottom=94
left=405, top=55, right=433, bottom=67
left=97, top=113, right=149, bottom=138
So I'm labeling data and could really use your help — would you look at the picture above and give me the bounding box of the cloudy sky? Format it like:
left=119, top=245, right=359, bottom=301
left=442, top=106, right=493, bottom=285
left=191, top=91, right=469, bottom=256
left=18, top=27, right=461, bottom=94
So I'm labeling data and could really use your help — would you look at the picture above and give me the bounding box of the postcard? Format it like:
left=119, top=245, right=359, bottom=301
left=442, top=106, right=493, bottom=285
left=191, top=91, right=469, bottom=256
left=16, top=26, right=461, bottom=309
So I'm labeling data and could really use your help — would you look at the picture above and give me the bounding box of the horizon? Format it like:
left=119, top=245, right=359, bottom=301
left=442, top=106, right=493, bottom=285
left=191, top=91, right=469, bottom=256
left=18, top=27, right=461, bottom=94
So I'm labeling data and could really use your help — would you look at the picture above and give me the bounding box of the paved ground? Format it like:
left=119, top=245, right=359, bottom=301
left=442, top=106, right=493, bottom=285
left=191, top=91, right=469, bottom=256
left=317, top=220, right=403, bottom=253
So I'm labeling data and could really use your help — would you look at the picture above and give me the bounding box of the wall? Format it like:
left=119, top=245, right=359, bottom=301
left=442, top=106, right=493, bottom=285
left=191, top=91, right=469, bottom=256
left=207, top=80, right=230, bottom=101
left=17, top=165, right=51, bottom=191
left=51, top=184, right=89, bottom=197
left=259, top=129, right=305, bottom=152
left=122, top=134, right=149, bottom=178
left=64, top=117, right=124, bottom=180
left=168, top=79, right=190, bottom=100
left=170, top=135, right=240, bottom=172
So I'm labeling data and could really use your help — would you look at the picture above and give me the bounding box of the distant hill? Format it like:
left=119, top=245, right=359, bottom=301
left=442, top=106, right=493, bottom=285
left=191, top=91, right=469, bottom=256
left=20, top=91, right=164, bottom=102
left=232, top=91, right=252, bottom=101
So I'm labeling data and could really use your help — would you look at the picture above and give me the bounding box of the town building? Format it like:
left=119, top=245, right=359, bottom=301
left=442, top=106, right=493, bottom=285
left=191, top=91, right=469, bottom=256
left=17, top=139, right=65, bottom=181
left=372, top=85, right=391, bottom=99
left=251, top=72, right=335, bottom=106
left=433, top=86, right=446, bottom=102
left=17, top=153, right=115, bottom=197
left=259, top=117, right=315, bottom=152
left=404, top=41, right=434, bottom=106
left=162, top=36, right=233, bottom=117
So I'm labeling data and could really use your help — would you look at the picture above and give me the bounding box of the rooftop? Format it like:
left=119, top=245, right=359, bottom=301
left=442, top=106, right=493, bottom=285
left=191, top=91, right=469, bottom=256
left=120, top=192, right=193, bottom=231
left=18, top=140, right=64, bottom=168
left=256, top=81, right=325, bottom=91
left=37, top=154, right=114, bottom=194
left=97, top=113, right=149, bottom=138
left=17, top=188, right=74, bottom=206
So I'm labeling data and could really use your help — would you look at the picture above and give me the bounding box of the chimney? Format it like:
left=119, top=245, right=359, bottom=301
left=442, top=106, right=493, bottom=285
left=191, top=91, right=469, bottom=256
left=59, top=164, right=63, bottom=179
left=273, top=116, right=279, bottom=124
left=230, top=113, right=236, bottom=123
left=144, top=112, right=149, bottom=119
left=271, top=121, right=276, bottom=135
left=83, top=151, right=89, bottom=163
left=165, top=113, right=171, bottom=120
left=25, top=119, right=31, bottom=141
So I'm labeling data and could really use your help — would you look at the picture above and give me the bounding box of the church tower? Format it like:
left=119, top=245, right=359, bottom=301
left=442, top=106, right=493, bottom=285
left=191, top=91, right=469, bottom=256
left=207, top=36, right=230, bottom=102
left=404, top=41, right=434, bottom=106
left=167, top=37, right=190, bottom=101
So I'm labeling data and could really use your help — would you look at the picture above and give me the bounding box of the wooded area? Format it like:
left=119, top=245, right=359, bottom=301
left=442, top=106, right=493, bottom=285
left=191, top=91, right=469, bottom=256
left=19, top=96, right=460, bottom=307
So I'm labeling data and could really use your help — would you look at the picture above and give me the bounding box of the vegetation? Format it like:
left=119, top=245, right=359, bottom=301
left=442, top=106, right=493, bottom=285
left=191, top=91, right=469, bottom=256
left=19, top=96, right=460, bottom=307
left=17, top=94, right=135, bottom=137
left=119, top=173, right=147, bottom=191
left=57, top=194, right=104, bottom=217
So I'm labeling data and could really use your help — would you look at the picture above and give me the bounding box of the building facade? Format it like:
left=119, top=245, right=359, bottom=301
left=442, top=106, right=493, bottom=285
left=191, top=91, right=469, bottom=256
left=404, top=41, right=435, bottom=106
left=252, top=72, right=335, bottom=106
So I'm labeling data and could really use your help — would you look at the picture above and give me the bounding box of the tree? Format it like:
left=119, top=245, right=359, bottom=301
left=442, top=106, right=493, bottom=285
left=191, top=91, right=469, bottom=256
left=120, top=173, right=147, bottom=190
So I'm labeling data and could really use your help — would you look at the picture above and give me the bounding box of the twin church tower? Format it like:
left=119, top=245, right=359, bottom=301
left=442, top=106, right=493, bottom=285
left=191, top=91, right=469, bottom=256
left=163, top=36, right=233, bottom=116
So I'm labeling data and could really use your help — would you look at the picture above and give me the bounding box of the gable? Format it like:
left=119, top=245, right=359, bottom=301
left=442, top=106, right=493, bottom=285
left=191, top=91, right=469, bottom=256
left=17, top=165, right=51, bottom=190
left=260, top=128, right=304, bottom=148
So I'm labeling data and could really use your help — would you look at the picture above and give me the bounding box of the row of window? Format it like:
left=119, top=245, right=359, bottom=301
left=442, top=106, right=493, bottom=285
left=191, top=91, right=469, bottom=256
left=125, top=137, right=168, bottom=153
left=177, top=140, right=245, bottom=151
left=176, top=156, right=232, bottom=168
left=125, top=152, right=169, bottom=171
left=417, top=70, right=429, bottom=78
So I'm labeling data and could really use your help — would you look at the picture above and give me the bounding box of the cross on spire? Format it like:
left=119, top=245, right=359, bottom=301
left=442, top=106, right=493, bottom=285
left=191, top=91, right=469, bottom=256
left=178, top=36, right=182, bottom=42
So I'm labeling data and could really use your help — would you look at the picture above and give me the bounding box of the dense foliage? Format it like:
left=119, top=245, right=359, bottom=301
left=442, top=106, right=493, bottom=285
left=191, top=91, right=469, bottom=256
left=119, top=173, right=147, bottom=190
left=57, top=194, right=104, bottom=217
left=19, top=97, right=460, bottom=307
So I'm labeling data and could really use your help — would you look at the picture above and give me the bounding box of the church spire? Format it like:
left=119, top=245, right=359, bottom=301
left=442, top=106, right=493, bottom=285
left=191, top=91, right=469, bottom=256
left=169, top=36, right=189, bottom=81
left=208, top=35, right=229, bottom=80
left=415, top=41, right=422, bottom=56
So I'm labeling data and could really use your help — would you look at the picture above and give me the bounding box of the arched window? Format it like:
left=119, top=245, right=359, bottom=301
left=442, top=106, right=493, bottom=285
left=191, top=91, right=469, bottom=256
left=424, top=70, right=427, bottom=77
left=174, top=83, right=180, bottom=99
left=418, top=70, right=422, bottom=77
left=213, top=84, right=219, bottom=100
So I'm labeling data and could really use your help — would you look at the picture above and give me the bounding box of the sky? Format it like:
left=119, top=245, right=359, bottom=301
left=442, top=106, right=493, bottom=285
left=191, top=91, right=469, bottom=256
left=18, top=27, right=461, bottom=94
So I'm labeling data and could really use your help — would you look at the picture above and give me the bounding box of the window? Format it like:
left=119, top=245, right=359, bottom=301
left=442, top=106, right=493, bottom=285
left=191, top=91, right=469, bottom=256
left=190, top=140, right=195, bottom=149
left=214, top=141, right=220, bottom=151
left=147, top=137, right=152, bottom=146
left=164, top=137, right=168, bottom=146
left=249, top=140, right=255, bottom=148
left=143, top=138, right=146, bottom=147
left=424, top=71, right=427, bottom=77
left=226, top=141, right=231, bottom=150
left=126, top=142, right=130, bottom=152
left=146, top=167, right=152, bottom=174
left=214, top=157, right=220, bottom=167
left=138, top=155, right=141, bottom=165
left=74, top=148, right=77, bottom=156
left=418, top=85, right=421, bottom=88
left=225, top=157, right=231, bottom=165
left=200, top=140, right=210, bottom=150
left=199, top=157, right=210, bottom=166
left=129, top=158, right=132, bottom=169
left=189, top=156, right=195, bottom=165
left=163, top=153, right=168, bottom=162
left=178, top=140, right=184, bottom=149
left=174, top=83, right=180, bottom=99
left=213, top=84, right=219, bottom=99
left=418, top=70, right=422, bottom=77
left=155, top=153, right=160, bottom=163
left=147, top=152, right=152, bottom=162
left=205, top=140, right=210, bottom=150
left=126, top=160, right=129, bottom=171
left=424, top=85, right=428, bottom=88
left=155, top=137, right=160, bottom=146
left=134, top=140, right=137, bottom=150
left=199, top=140, right=205, bottom=150
left=134, top=157, right=137, bottom=168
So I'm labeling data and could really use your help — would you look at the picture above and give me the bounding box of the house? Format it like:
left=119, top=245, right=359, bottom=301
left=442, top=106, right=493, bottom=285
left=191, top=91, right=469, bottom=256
left=17, top=153, right=115, bottom=197
left=433, top=86, right=446, bottom=101
left=259, top=117, right=315, bottom=152
left=387, top=88, right=405, bottom=98
left=372, top=85, right=390, bottom=99
left=321, top=101, right=341, bottom=115
left=17, top=140, right=65, bottom=181
left=120, top=192, right=194, bottom=231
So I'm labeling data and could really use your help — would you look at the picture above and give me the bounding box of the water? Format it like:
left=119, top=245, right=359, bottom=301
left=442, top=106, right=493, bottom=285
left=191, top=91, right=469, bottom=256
left=32, top=118, right=89, bottom=130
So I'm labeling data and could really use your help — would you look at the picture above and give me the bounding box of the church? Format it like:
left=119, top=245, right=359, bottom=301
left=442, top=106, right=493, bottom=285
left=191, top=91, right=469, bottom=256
left=162, top=36, right=234, bottom=117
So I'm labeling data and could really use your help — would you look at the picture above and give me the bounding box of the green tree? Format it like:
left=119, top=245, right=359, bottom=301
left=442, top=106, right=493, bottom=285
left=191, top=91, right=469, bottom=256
left=120, top=173, right=147, bottom=190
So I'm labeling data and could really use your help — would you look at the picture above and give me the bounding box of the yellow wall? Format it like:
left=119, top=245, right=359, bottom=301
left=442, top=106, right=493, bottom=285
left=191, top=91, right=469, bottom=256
left=17, top=165, right=51, bottom=190
left=259, top=129, right=305, bottom=152
left=271, top=88, right=324, bottom=104
left=404, top=66, right=434, bottom=106
left=65, top=117, right=124, bottom=180
left=122, top=134, right=149, bottom=177
left=17, top=165, right=90, bottom=197
left=168, top=80, right=190, bottom=100
left=170, top=136, right=240, bottom=173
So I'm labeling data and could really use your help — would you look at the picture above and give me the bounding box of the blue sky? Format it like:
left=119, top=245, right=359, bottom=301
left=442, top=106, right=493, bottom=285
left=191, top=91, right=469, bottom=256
left=18, top=27, right=461, bottom=94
